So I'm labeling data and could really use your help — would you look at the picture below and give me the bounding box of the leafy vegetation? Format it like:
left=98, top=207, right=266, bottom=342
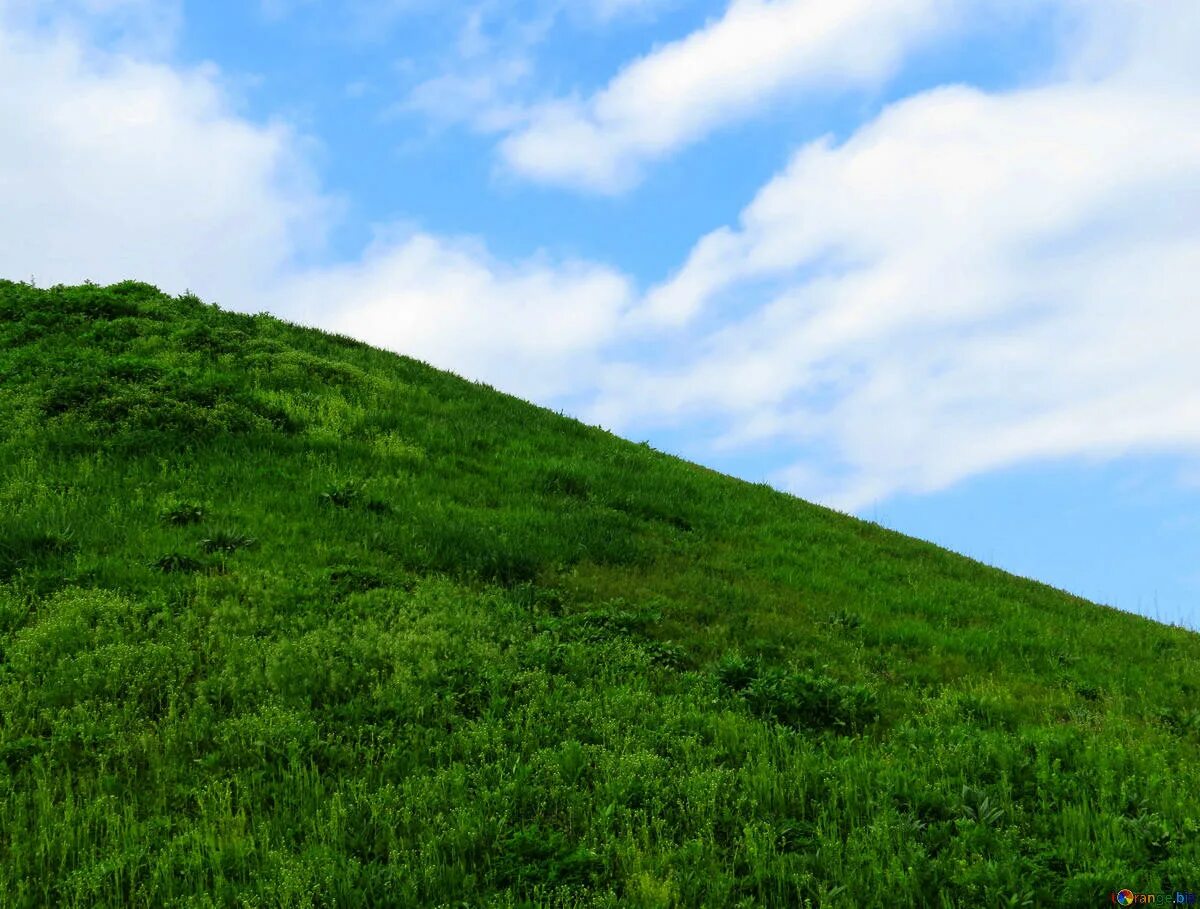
left=1, top=279, right=1198, bottom=907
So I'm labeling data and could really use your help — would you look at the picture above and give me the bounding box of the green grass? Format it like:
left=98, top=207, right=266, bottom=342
left=0, top=279, right=1197, bottom=907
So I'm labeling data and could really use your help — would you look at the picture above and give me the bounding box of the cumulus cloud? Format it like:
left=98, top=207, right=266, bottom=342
left=589, top=0, right=1200, bottom=507
left=6, top=0, right=1200, bottom=519
left=0, top=12, right=330, bottom=306
left=277, top=231, right=633, bottom=399
left=498, top=0, right=964, bottom=192
left=0, top=6, right=633, bottom=402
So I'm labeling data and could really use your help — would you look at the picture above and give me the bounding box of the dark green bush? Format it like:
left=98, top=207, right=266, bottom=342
left=150, top=553, right=204, bottom=573
left=160, top=501, right=205, bottom=526
left=744, top=668, right=878, bottom=733
left=715, top=653, right=759, bottom=692
left=320, top=482, right=362, bottom=508
left=199, top=531, right=256, bottom=555
left=40, top=375, right=109, bottom=416
left=564, top=603, right=660, bottom=642
left=643, top=640, right=690, bottom=670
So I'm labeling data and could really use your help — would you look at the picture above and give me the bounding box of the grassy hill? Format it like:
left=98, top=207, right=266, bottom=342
left=1, top=279, right=1198, bottom=908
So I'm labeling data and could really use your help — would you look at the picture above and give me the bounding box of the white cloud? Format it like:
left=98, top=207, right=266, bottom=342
left=589, top=0, right=1200, bottom=508
left=401, top=0, right=672, bottom=137
left=277, top=231, right=632, bottom=399
left=405, top=57, right=533, bottom=133
left=395, top=5, right=551, bottom=136
left=6, top=0, right=1200, bottom=521
left=0, top=7, right=633, bottom=403
left=498, top=0, right=965, bottom=192
left=0, top=14, right=330, bottom=306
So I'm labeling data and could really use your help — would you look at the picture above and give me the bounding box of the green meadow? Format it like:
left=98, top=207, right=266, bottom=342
left=1, top=279, right=1198, bottom=907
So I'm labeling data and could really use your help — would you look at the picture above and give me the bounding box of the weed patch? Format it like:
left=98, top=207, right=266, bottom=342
left=199, top=531, right=257, bottom=554
left=160, top=501, right=205, bottom=526
left=150, top=553, right=204, bottom=573
left=320, top=482, right=362, bottom=508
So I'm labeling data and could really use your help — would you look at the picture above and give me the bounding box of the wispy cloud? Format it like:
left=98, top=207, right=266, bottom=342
left=404, top=57, right=535, bottom=134
left=583, top=0, right=674, bottom=24
left=397, top=0, right=679, bottom=139
left=0, top=0, right=183, bottom=54
left=590, top=0, right=1200, bottom=507
left=497, top=0, right=968, bottom=193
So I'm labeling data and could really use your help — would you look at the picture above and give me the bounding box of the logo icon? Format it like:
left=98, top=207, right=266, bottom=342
left=1115, top=891, right=1136, bottom=906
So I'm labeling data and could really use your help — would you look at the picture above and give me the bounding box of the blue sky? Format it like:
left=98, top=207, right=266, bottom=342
left=2, top=0, right=1199, bottom=626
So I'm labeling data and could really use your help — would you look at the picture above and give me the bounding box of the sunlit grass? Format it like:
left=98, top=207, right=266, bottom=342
left=1, top=279, right=1198, bottom=906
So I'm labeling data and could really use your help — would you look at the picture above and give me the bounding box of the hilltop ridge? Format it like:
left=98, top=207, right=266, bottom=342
left=1, top=280, right=1197, bottom=907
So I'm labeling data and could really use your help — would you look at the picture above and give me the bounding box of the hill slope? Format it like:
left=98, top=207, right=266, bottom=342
left=1, top=280, right=1198, bottom=907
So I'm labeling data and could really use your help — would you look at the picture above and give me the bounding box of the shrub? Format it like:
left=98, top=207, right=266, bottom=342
left=957, top=785, right=1005, bottom=828
left=40, top=376, right=109, bottom=416
left=715, top=653, right=759, bottom=692
left=150, top=553, right=204, bottom=573
left=643, top=640, right=689, bottom=670
left=567, top=603, right=660, bottom=642
left=160, top=501, right=205, bottom=526
left=320, top=482, right=361, bottom=508
left=199, top=531, right=257, bottom=554
left=744, top=668, right=877, bottom=733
